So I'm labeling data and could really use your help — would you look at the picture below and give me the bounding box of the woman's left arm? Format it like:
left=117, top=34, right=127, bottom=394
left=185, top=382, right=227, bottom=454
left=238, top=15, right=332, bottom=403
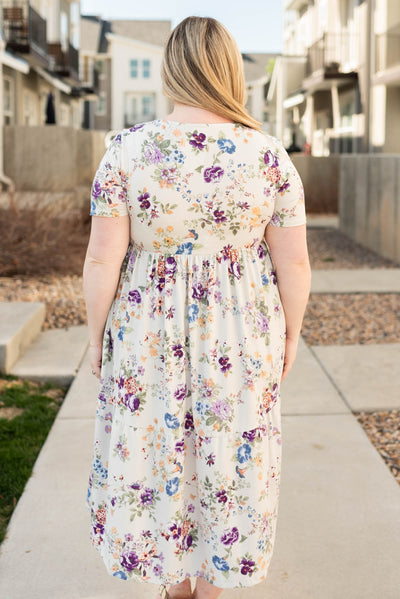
left=83, top=215, right=130, bottom=378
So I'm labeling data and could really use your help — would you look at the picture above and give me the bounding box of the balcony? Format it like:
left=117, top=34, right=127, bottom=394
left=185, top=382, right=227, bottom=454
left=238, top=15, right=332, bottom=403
left=376, top=23, right=400, bottom=72
left=47, top=41, right=80, bottom=82
left=305, top=32, right=359, bottom=79
left=2, top=0, right=49, bottom=67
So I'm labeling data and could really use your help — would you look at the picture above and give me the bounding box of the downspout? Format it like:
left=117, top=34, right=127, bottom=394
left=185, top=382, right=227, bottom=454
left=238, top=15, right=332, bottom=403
left=0, top=31, right=17, bottom=209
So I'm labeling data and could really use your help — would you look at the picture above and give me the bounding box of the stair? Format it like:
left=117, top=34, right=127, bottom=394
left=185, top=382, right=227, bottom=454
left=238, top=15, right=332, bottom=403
left=0, top=302, right=88, bottom=386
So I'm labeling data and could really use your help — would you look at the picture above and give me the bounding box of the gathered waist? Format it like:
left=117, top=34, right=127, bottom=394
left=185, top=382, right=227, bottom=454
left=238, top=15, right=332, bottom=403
left=128, top=237, right=270, bottom=260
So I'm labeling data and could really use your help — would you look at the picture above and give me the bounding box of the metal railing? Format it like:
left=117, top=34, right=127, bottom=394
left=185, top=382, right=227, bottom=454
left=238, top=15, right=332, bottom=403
left=2, top=0, right=47, bottom=60
left=305, top=32, right=359, bottom=77
left=376, top=22, right=400, bottom=71
left=47, top=41, right=79, bottom=81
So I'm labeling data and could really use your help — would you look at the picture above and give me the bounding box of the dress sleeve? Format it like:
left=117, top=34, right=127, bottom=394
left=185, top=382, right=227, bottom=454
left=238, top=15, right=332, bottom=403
left=268, top=140, right=307, bottom=228
left=90, top=131, right=129, bottom=217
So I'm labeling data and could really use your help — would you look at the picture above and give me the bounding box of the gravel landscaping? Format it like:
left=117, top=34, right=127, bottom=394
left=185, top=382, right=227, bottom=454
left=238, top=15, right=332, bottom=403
left=307, top=227, right=399, bottom=269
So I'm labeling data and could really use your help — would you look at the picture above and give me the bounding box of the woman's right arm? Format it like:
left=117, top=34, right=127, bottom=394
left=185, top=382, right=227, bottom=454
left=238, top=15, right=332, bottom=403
left=264, top=223, right=311, bottom=382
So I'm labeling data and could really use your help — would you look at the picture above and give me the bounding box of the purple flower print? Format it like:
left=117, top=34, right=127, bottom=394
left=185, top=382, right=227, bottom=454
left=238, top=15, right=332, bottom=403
left=184, top=410, right=194, bottom=431
left=188, top=503, right=195, bottom=513
left=206, top=452, right=215, bottom=466
left=140, top=488, right=154, bottom=505
left=172, top=343, right=184, bottom=358
left=270, top=213, right=281, bottom=226
left=92, top=179, right=101, bottom=199
left=170, top=522, right=181, bottom=538
left=128, top=289, right=141, bottom=303
left=204, top=165, right=224, bottom=183
left=175, top=384, right=187, bottom=402
left=130, top=482, right=141, bottom=490
left=175, top=439, right=185, bottom=452
left=218, top=356, right=232, bottom=373
left=182, top=534, right=193, bottom=551
left=138, top=192, right=151, bottom=209
left=192, top=282, right=206, bottom=300
left=264, top=150, right=278, bottom=167
left=221, top=527, right=239, bottom=545
left=165, top=256, right=177, bottom=275
left=129, top=123, right=145, bottom=132
left=216, top=489, right=228, bottom=503
left=255, top=311, right=269, bottom=333
left=257, top=244, right=266, bottom=259
left=228, top=261, right=241, bottom=280
left=278, top=180, right=290, bottom=193
left=120, top=550, right=139, bottom=571
left=122, top=394, right=140, bottom=412
left=213, top=209, right=226, bottom=224
left=189, top=132, right=207, bottom=149
left=242, top=429, right=257, bottom=443
left=114, top=133, right=121, bottom=143
left=144, top=142, right=164, bottom=164
left=211, top=399, right=232, bottom=421
left=240, top=558, right=255, bottom=575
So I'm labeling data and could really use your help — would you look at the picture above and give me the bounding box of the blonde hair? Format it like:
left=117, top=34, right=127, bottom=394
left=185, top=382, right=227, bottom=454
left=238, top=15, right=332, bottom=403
left=161, top=16, right=263, bottom=132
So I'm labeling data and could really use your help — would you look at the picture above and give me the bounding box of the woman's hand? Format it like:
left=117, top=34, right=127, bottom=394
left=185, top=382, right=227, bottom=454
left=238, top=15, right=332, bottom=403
left=281, top=336, right=299, bottom=382
left=89, top=343, right=103, bottom=379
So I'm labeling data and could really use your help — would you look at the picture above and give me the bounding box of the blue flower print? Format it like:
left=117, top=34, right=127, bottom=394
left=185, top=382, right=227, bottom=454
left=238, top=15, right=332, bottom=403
left=212, top=555, right=230, bottom=571
left=237, top=443, right=252, bottom=463
left=176, top=242, right=193, bottom=255
left=165, top=413, right=180, bottom=428
left=166, top=476, right=180, bottom=496
left=113, top=570, right=127, bottom=580
left=217, top=138, right=236, bottom=154
left=188, top=304, right=199, bottom=323
left=261, top=273, right=269, bottom=285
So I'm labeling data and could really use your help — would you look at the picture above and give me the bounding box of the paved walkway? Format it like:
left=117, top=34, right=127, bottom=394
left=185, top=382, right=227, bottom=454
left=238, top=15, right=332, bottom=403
left=1, top=268, right=400, bottom=598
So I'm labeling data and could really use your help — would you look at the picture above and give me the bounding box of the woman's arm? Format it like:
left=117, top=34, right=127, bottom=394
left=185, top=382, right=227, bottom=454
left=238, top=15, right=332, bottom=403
left=264, top=223, right=311, bottom=381
left=83, top=215, right=130, bottom=377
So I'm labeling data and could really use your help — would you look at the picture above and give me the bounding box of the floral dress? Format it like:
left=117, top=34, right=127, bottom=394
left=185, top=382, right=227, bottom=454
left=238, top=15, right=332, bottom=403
left=86, top=118, right=306, bottom=593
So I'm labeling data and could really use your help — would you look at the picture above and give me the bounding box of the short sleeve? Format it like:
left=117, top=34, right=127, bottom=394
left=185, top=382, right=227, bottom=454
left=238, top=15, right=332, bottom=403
left=268, top=140, right=307, bottom=227
left=90, top=131, right=129, bottom=217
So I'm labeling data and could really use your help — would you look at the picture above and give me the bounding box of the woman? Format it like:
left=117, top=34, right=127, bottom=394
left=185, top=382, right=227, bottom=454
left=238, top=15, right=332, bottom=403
left=83, top=15, right=311, bottom=599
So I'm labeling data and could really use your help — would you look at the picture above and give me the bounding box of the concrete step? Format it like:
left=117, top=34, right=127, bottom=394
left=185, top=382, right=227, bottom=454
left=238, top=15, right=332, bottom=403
left=0, top=302, right=45, bottom=374
left=310, top=268, right=400, bottom=293
left=9, top=325, right=89, bottom=386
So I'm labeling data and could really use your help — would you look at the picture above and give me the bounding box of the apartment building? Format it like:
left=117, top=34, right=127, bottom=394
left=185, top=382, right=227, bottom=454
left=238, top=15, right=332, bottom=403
left=1, top=0, right=94, bottom=127
left=268, top=0, right=400, bottom=155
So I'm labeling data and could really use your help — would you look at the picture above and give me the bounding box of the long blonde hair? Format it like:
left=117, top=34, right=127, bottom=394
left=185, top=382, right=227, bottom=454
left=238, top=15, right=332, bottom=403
left=161, top=16, right=263, bottom=132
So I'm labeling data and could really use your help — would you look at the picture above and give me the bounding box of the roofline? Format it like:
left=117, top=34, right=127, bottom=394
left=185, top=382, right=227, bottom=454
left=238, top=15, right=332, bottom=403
left=105, top=31, right=165, bottom=52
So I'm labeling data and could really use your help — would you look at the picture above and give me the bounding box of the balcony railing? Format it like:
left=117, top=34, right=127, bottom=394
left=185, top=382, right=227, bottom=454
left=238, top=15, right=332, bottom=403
left=2, top=0, right=48, bottom=65
left=376, top=23, right=400, bottom=72
left=47, top=41, right=80, bottom=81
left=305, top=32, right=359, bottom=78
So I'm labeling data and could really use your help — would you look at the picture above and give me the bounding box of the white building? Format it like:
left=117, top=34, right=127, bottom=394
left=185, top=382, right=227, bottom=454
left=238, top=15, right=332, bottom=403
left=269, top=0, right=400, bottom=154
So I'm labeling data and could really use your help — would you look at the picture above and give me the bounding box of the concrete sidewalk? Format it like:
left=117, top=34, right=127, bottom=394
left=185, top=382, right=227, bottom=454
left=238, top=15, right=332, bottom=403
left=1, top=265, right=400, bottom=598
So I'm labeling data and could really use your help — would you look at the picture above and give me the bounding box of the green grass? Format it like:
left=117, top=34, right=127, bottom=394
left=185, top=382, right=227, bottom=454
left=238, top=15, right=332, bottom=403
left=0, top=376, right=67, bottom=544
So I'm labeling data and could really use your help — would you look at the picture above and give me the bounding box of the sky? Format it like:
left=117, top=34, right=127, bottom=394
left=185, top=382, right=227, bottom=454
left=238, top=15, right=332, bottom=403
left=80, top=0, right=283, bottom=54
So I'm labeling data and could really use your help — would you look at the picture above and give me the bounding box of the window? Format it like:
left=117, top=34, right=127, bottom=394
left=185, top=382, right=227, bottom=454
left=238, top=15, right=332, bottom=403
left=96, top=91, right=106, bottom=115
left=95, top=59, right=105, bottom=77
left=142, top=95, right=152, bottom=115
left=130, top=59, right=138, bottom=78
left=3, top=77, right=14, bottom=125
left=142, top=59, right=151, bottom=78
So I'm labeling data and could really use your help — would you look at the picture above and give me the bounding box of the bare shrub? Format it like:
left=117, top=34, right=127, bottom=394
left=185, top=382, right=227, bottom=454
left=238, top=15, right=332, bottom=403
left=0, top=204, right=90, bottom=276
